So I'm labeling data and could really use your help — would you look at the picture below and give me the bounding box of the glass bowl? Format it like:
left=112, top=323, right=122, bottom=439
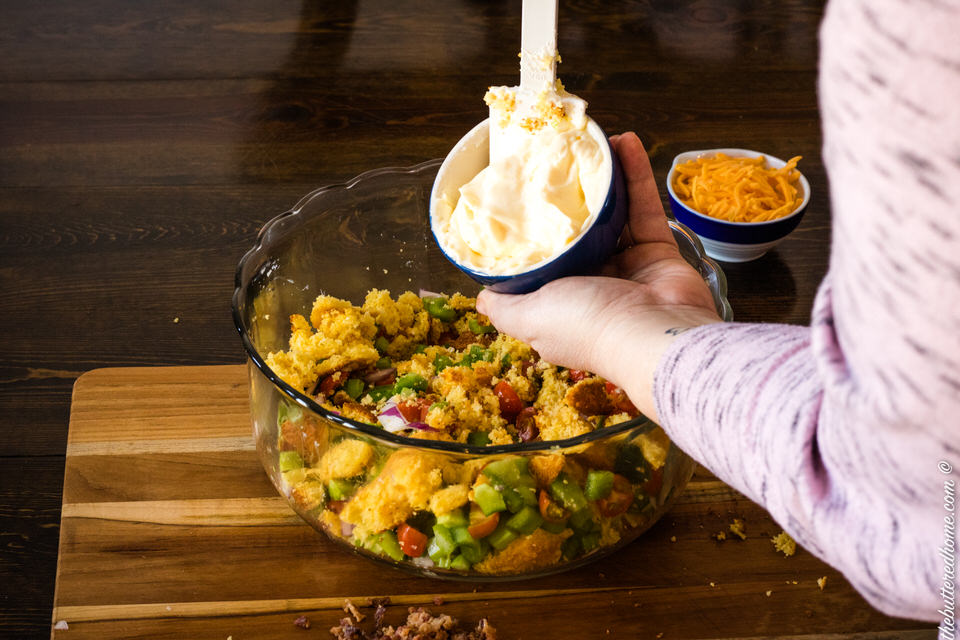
left=232, top=159, right=733, bottom=581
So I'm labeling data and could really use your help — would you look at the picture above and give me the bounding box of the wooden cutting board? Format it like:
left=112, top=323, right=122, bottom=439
left=52, top=366, right=931, bottom=639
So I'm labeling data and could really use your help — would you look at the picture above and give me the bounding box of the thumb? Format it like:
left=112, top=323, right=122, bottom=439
left=476, top=288, right=530, bottom=338
left=475, top=278, right=611, bottom=373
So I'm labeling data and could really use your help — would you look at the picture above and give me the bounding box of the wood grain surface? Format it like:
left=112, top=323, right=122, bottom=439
left=49, top=366, right=932, bottom=639
left=0, top=0, right=906, bottom=637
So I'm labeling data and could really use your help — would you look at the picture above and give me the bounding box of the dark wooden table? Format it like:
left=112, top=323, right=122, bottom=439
left=1, top=1, right=919, bottom=637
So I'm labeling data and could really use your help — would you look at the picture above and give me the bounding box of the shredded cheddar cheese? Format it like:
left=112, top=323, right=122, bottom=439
left=673, top=153, right=803, bottom=223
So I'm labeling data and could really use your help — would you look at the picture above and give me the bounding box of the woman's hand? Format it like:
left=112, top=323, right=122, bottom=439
left=476, top=132, right=722, bottom=421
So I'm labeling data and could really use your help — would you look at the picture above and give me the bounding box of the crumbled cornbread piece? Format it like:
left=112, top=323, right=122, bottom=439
left=771, top=530, right=797, bottom=557
left=729, top=519, right=747, bottom=540
left=340, top=449, right=444, bottom=537
left=817, top=576, right=827, bottom=591
left=638, top=428, right=671, bottom=470
left=474, top=528, right=572, bottom=575
left=315, top=438, right=375, bottom=482
left=529, top=453, right=566, bottom=487
left=428, top=484, right=469, bottom=516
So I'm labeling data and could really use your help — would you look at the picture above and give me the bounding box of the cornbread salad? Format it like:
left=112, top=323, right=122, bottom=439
left=266, top=290, right=673, bottom=574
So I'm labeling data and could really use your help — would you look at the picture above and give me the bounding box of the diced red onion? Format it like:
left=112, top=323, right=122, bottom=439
left=364, top=367, right=396, bottom=385
left=341, top=521, right=355, bottom=537
left=378, top=402, right=408, bottom=433
left=419, top=289, right=442, bottom=299
left=407, top=421, right=439, bottom=432
left=411, top=555, right=435, bottom=568
left=378, top=401, right=439, bottom=433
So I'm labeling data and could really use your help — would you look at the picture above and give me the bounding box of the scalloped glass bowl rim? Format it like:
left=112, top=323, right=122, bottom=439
left=232, top=159, right=732, bottom=455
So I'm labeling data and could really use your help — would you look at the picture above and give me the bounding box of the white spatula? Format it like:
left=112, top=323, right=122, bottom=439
left=490, top=0, right=559, bottom=164
left=520, top=0, right=559, bottom=92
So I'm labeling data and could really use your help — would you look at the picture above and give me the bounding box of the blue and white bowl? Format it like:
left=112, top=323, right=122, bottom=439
left=429, top=118, right=627, bottom=294
left=666, top=148, right=810, bottom=263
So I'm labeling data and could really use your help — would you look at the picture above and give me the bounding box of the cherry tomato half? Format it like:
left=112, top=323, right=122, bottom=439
left=604, top=381, right=640, bottom=417
left=467, top=512, right=500, bottom=539
left=538, top=489, right=569, bottom=524
left=397, top=523, right=428, bottom=557
left=597, top=474, right=634, bottom=517
left=568, top=369, right=588, bottom=382
left=642, top=467, right=663, bottom=497
left=494, top=380, right=524, bottom=420
left=398, top=398, right=432, bottom=423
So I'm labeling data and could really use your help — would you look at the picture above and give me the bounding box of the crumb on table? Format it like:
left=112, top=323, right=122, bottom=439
left=771, top=530, right=797, bottom=556
left=728, top=518, right=747, bottom=540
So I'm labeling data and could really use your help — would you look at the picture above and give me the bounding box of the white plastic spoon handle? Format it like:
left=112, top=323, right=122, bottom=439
left=520, top=0, right=559, bottom=91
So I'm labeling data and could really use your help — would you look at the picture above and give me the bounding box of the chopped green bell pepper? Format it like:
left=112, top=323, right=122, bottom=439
left=343, top=378, right=365, bottom=400
left=468, top=317, right=496, bottom=334
left=327, top=478, right=356, bottom=501
left=549, top=473, right=588, bottom=513
left=395, top=373, right=427, bottom=392
left=474, top=483, right=507, bottom=515
left=436, top=509, right=468, bottom=529
left=467, top=431, right=491, bottom=447
left=423, top=297, right=457, bottom=322
left=584, top=470, right=615, bottom=500
left=505, top=506, right=544, bottom=535
left=278, top=451, right=303, bottom=472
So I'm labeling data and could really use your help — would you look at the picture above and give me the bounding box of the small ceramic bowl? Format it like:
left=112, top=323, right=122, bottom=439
left=666, top=148, right=811, bottom=263
left=430, top=118, right=627, bottom=294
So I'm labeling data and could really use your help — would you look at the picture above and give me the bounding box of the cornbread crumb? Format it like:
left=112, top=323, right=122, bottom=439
left=709, top=581, right=716, bottom=587
left=771, top=530, right=797, bottom=556
left=473, top=528, right=571, bottom=575
left=173, top=317, right=179, bottom=323
left=729, top=519, right=747, bottom=540
left=714, top=531, right=727, bottom=541
left=670, top=536, right=677, bottom=543
left=818, top=576, right=828, bottom=590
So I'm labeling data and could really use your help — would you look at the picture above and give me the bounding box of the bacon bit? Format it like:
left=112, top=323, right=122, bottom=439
left=433, top=596, right=445, bottom=606
left=343, top=599, right=365, bottom=622
left=293, top=615, right=311, bottom=629
left=565, top=378, right=614, bottom=415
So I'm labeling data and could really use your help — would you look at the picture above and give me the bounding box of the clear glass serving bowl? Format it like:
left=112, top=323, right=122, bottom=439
left=232, top=159, right=733, bottom=580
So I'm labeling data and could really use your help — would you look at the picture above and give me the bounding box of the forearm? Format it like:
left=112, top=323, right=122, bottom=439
left=592, top=304, right=722, bottom=423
